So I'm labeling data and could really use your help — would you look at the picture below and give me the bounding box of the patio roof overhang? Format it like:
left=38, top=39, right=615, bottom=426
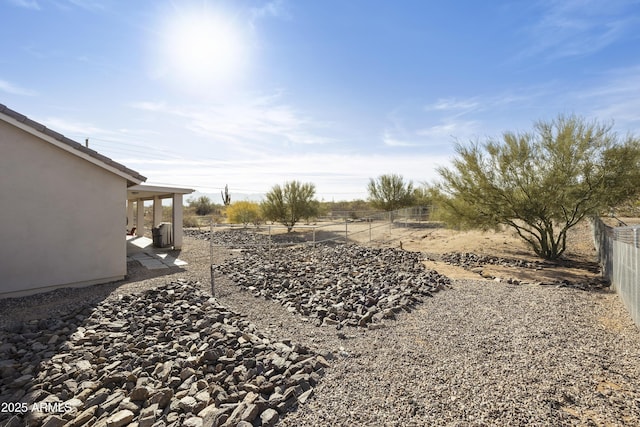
left=127, top=184, right=194, bottom=201
left=126, top=184, right=194, bottom=249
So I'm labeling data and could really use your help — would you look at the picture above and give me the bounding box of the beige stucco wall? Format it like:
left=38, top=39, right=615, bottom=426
left=0, top=120, right=127, bottom=297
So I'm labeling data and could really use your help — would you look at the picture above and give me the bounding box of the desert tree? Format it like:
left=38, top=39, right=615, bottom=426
left=412, top=184, right=442, bottom=220
left=261, top=181, right=319, bottom=231
left=226, top=201, right=262, bottom=227
left=188, top=195, right=216, bottom=216
left=437, top=114, right=640, bottom=260
left=413, top=184, right=441, bottom=207
left=367, top=173, right=415, bottom=211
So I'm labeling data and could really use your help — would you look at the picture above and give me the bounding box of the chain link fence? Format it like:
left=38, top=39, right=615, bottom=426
left=207, top=206, right=432, bottom=248
left=593, top=217, right=640, bottom=327
left=205, top=206, right=435, bottom=295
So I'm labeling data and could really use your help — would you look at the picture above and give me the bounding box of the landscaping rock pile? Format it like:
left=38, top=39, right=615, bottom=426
left=185, top=229, right=271, bottom=248
left=184, top=229, right=309, bottom=248
left=438, top=251, right=609, bottom=290
left=215, top=244, right=450, bottom=329
left=0, top=281, right=328, bottom=427
left=439, top=252, right=548, bottom=270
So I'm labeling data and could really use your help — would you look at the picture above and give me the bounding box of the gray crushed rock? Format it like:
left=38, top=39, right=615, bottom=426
left=2, top=232, right=640, bottom=426
left=0, top=281, right=328, bottom=427
left=215, top=244, right=450, bottom=329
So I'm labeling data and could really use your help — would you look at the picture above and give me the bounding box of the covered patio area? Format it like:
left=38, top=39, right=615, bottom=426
left=126, top=184, right=194, bottom=250
left=126, top=235, right=188, bottom=270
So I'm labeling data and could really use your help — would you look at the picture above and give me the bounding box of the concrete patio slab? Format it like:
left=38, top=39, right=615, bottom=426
left=138, top=259, right=168, bottom=269
left=126, top=235, right=187, bottom=270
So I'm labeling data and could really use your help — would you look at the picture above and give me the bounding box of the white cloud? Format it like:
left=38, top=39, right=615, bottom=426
left=7, top=0, right=40, bottom=9
left=520, top=0, right=639, bottom=60
left=35, top=116, right=178, bottom=161
left=425, top=86, right=554, bottom=116
left=39, top=116, right=139, bottom=151
left=129, top=101, right=167, bottom=112
left=382, top=131, right=419, bottom=147
left=381, top=83, right=564, bottom=155
left=382, top=117, right=482, bottom=151
left=131, top=94, right=337, bottom=157
left=63, top=0, right=105, bottom=11
left=572, top=65, right=640, bottom=132
left=0, top=79, right=37, bottom=96
left=382, top=69, right=640, bottom=161
left=425, top=98, right=480, bottom=113
left=416, top=120, right=481, bottom=141
left=122, top=152, right=450, bottom=200
left=41, top=117, right=105, bottom=136
left=383, top=91, right=531, bottom=150
left=8, top=0, right=106, bottom=11
left=250, top=0, right=289, bottom=21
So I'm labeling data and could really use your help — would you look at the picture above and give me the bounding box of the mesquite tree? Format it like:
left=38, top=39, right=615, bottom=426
left=261, top=181, right=319, bottom=232
left=437, top=114, right=640, bottom=260
left=188, top=196, right=216, bottom=216
left=367, top=174, right=415, bottom=211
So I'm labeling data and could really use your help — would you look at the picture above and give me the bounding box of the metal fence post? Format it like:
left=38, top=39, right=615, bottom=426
left=345, top=218, right=348, bottom=243
left=209, top=219, right=214, bottom=297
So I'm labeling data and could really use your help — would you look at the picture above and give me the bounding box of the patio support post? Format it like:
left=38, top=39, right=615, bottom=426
left=135, top=199, right=144, bottom=237
left=126, top=200, right=134, bottom=233
left=172, top=193, right=184, bottom=249
left=153, top=196, right=162, bottom=228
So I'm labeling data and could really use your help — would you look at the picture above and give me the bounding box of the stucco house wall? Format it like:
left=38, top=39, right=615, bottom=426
left=0, top=107, right=144, bottom=297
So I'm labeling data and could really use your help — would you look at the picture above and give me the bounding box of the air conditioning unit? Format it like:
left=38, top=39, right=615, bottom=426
left=152, top=222, right=173, bottom=248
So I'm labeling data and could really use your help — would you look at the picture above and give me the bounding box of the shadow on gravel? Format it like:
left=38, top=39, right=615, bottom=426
left=0, top=260, right=186, bottom=330
left=548, top=257, right=601, bottom=273
left=0, top=295, right=104, bottom=425
left=0, top=281, right=328, bottom=427
left=124, top=261, right=186, bottom=284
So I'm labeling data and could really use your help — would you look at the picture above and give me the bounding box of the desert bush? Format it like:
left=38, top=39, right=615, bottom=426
left=368, top=174, right=415, bottom=211
left=227, top=201, right=262, bottom=227
left=188, top=196, right=216, bottom=216
left=183, top=216, right=201, bottom=229
left=261, top=181, right=319, bottom=232
left=437, top=114, right=640, bottom=259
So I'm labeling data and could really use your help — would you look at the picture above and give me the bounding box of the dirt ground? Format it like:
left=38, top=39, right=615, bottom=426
left=211, top=218, right=610, bottom=286
left=375, top=219, right=603, bottom=285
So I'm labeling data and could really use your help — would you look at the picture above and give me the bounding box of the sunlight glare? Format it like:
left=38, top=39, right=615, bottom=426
left=155, top=6, right=248, bottom=94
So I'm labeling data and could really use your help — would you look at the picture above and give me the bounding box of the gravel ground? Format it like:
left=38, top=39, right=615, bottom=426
left=274, top=281, right=640, bottom=426
left=2, top=232, right=640, bottom=426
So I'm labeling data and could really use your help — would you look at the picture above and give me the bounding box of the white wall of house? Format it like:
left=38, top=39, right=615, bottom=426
left=0, top=119, right=128, bottom=297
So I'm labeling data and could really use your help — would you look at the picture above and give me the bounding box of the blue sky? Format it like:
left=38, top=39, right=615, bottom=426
left=2, top=0, right=640, bottom=202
